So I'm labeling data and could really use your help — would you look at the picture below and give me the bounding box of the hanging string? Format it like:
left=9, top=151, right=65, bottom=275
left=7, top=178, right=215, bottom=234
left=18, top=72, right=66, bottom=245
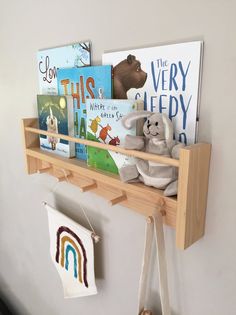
left=78, top=203, right=101, bottom=243
left=51, top=178, right=60, bottom=193
left=42, top=168, right=100, bottom=243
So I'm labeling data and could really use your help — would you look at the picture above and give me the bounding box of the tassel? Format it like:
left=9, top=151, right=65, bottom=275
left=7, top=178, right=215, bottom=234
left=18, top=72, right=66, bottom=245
left=91, top=233, right=101, bottom=243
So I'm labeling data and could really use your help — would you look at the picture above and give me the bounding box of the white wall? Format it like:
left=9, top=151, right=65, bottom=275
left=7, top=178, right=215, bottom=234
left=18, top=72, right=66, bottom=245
left=0, top=1, right=236, bottom=314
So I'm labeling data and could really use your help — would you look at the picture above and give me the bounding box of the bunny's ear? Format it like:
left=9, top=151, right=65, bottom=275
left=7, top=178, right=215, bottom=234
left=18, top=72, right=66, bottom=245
left=122, top=110, right=152, bottom=129
left=162, top=113, right=174, bottom=149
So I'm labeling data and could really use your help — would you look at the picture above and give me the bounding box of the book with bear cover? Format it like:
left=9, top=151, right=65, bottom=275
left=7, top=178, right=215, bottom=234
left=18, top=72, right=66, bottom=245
left=86, top=99, right=144, bottom=174
left=102, top=41, right=203, bottom=145
left=37, top=95, right=75, bottom=158
left=37, top=42, right=91, bottom=95
left=57, top=65, right=113, bottom=160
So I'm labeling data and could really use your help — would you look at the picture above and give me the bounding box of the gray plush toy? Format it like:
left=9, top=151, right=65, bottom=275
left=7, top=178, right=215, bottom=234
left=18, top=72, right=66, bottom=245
left=119, top=111, right=184, bottom=197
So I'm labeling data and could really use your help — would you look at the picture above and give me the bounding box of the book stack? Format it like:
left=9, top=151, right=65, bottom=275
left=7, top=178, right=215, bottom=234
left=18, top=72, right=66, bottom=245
left=36, top=40, right=203, bottom=174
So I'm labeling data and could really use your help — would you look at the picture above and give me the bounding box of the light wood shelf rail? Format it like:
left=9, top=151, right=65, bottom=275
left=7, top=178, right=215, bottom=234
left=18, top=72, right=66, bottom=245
left=22, top=118, right=211, bottom=250
left=24, top=126, right=179, bottom=167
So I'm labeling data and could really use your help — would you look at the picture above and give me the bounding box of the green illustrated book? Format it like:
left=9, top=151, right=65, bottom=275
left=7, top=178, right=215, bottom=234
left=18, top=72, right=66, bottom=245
left=37, top=95, right=75, bottom=158
left=86, top=99, right=144, bottom=174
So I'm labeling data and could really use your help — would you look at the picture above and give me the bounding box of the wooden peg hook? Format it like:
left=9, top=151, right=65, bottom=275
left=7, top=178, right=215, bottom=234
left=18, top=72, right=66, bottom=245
left=57, top=169, right=73, bottom=182
left=79, top=181, right=97, bottom=192
left=109, top=191, right=127, bottom=206
left=147, top=216, right=153, bottom=224
left=159, top=198, right=166, bottom=216
left=37, top=165, right=52, bottom=174
left=151, top=199, right=166, bottom=219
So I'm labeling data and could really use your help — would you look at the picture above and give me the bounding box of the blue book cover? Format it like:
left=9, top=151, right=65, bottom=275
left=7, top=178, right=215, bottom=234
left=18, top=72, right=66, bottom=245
left=86, top=99, right=144, bottom=174
left=37, top=42, right=91, bottom=95
left=57, top=65, right=112, bottom=160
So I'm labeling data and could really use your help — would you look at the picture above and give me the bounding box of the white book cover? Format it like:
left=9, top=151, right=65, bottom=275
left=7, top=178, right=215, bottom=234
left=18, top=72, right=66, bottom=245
left=103, top=41, right=203, bottom=145
left=37, top=41, right=91, bottom=95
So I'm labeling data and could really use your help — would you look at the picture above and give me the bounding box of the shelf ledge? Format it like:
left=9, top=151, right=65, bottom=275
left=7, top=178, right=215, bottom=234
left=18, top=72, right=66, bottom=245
left=22, top=118, right=211, bottom=250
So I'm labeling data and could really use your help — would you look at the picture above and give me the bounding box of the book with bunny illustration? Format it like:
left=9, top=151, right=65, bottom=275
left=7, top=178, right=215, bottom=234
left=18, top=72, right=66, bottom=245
left=86, top=99, right=144, bottom=174
left=102, top=41, right=203, bottom=145
left=37, top=42, right=91, bottom=95
left=37, top=95, right=75, bottom=158
left=57, top=65, right=113, bottom=160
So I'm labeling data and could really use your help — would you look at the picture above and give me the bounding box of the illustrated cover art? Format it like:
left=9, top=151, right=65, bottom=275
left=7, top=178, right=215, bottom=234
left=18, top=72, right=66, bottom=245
left=37, top=95, right=75, bottom=158
left=57, top=66, right=113, bottom=160
left=102, top=41, right=203, bottom=145
left=37, top=42, right=91, bottom=95
left=86, top=99, right=144, bottom=174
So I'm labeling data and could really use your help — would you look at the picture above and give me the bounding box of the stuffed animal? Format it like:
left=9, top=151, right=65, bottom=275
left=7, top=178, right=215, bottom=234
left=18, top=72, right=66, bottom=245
left=119, top=111, right=184, bottom=196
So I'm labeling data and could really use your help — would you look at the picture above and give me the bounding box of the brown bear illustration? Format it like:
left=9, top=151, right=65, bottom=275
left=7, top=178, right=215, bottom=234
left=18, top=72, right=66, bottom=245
left=113, top=54, right=147, bottom=99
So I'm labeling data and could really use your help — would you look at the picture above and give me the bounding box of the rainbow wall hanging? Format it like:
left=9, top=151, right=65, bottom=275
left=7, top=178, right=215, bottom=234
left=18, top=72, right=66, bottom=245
left=46, top=204, right=97, bottom=298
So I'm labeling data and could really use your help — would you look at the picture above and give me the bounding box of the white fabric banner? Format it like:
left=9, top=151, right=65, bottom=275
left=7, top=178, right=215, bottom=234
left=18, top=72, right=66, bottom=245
left=46, top=204, right=97, bottom=298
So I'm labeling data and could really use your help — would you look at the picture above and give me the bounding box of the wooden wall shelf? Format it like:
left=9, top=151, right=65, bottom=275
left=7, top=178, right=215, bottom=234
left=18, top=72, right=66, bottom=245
left=22, top=118, right=211, bottom=250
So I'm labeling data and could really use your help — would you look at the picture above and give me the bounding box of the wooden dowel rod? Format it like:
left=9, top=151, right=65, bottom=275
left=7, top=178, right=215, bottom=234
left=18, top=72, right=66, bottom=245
left=57, top=174, right=67, bottom=182
left=24, top=127, right=179, bottom=167
left=66, top=174, right=73, bottom=180
left=80, top=182, right=97, bottom=192
left=109, top=193, right=127, bottom=206
left=56, top=171, right=73, bottom=182
left=38, top=166, right=52, bottom=174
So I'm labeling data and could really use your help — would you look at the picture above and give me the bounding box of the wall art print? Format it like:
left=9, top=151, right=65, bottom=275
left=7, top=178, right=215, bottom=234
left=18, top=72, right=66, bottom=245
left=46, top=204, right=97, bottom=298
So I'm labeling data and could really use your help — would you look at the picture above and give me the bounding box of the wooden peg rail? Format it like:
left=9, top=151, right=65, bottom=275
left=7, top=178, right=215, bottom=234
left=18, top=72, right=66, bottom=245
left=22, top=118, right=211, bottom=250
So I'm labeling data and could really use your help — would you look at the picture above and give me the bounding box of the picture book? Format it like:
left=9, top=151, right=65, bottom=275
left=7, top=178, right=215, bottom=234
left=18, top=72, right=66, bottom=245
left=102, top=41, right=203, bottom=145
left=37, top=41, right=91, bottom=95
left=37, top=95, right=75, bottom=158
left=57, top=65, right=113, bottom=160
left=86, top=99, right=144, bottom=174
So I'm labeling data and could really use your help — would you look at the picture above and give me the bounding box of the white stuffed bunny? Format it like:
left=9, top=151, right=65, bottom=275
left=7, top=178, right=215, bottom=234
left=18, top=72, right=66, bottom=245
left=119, top=111, right=184, bottom=196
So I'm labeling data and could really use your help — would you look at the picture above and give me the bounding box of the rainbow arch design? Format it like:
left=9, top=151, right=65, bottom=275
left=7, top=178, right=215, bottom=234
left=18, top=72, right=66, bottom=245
left=56, top=226, right=88, bottom=288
